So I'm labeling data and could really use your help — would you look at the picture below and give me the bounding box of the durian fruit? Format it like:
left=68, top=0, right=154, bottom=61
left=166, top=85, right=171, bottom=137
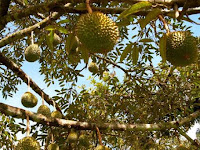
left=94, top=145, right=111, bottom=150
left=48, top=33, right=61, bottom=45
left=78, top=134, right=89, bottom=147
left=88, top=62, right=98, bottom=74
left=37, top=105, right=51, bottom=117
left=166, top=31, right=198, bottom=66
left=25, top=44, right=41, bottom=62
left=51, top=110, right=62, bottom=119
left=67, top=130, right=78, bottom=143
left=21, top=92, right=38, bottom=108
left=76, top=12, right=119, bottom=53
left=47, top=143, right=59, bottom=150
left=15, top=136, right=40, bottom=150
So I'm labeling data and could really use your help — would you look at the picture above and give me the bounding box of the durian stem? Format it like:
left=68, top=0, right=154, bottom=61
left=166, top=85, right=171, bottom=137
left=96, top=126, right=103, bottom=146
left=52, top=100, right=56, bottom=111
left=174, top=3, right=179, bottom=18
left=27, top=76, right=30, bottom=92
left=26, top=114, right=30, bottom=137
left=158, top=15, right=170, bottom=34
left=42, top=92, right=45, bottom=105
left=51, top=133, right=54, bottom=143
left=86, top=0, right=93, bottom=13
left=31, top=31, right=34, bottom=45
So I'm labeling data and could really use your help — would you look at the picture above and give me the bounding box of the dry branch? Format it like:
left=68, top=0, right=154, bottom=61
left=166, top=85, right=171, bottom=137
left=0, top=102, right=200, bottom=132
left=0, top=52, right=62, bottom=114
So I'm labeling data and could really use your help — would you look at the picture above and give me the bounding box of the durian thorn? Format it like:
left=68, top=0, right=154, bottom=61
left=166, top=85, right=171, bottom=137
left=158, top=15, right=170, bottom=34
left=26, top=114, right=30, bottom=137
left=86, top=0, right=93, bottom=13
left=95, top=126, right=103, bottom=146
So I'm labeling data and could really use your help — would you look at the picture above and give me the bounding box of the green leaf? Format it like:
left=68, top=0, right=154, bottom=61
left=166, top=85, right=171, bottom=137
left=45, top=25, right=56, bottom=31
left=57, top=27, right=68, bottom=34
left=120, top=43, right=132, bottom=62
left=132, top=46, right=139, bottom=65
left=75, top=3, right=86, bottom=10
left=65, top=33, right=76, bottom=55
left=118, top=2, right=152, bottom=20
left=58, top=19, right=70, bottom=24
left=139, top=8, right=162, bottom=29
left=159, top=33, right=167, bottom=63
left=139, top=38, right=154, bottom=43
left=46, top=30, right=54, bottom=50
left=79, top=45, right=89, bottom=64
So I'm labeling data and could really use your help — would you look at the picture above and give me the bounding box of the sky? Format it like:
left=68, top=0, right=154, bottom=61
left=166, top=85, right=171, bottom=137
left=0, top=9, right=200, bottom=148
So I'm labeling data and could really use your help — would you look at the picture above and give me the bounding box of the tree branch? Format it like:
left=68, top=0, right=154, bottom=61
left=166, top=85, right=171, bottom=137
left=0, top=52, right=63, bottom=114
left=0, top=102, right=200, bottom=132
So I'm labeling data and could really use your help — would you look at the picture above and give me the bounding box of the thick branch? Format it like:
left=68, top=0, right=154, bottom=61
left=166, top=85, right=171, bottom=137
left=0, top=52, right=62, bottom=114
left=0, top=102, right=200, bottom=132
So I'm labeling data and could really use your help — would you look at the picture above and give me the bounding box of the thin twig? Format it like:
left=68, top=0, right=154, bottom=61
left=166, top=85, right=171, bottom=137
left=158, top=15, right=170, bottom=34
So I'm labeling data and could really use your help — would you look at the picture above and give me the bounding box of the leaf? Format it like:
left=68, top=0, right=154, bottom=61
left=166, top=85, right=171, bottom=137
left=75, top=3, right=86, bottom=10
left=159, top=33, right=167, bottom=63
left=132, top=46, right=139, bottom=65
left=139, top=38, right=154, bottom=43
left=120, top=43, right=132, bottom=62
left=79, top=45, right=89, bottom=64
left=65, top=33, right=76, bottom=55
left=57, top=27, right=68, bottom=34
left=139, top=8, right=162, bottom=29
left=118, top=2, right=152, bottom=20
left=45, top=25, right=56, bottom=31
left=58, top=19, right=70, bottom=24
left=46, top=30, right=54, bottom=50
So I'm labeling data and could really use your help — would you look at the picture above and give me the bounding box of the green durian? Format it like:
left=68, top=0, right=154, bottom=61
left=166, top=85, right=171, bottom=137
left=88, top=62, right=98, bottom=73
left=25, top=44, right=41, bottom=62
left=51, top=110, right=62, bottom=119
left=15, top=136, right=40, bottom=150
left=78, top=134, right=89, bottom=147
left=21, top=92, right=38, bottom=108
left=47, top=143, right=59, bottom=150
left=37, top=105, right=51, bottom=117
left=94, top=145, right=111, bottom=150
left=76, top=12, right=119, bottom=53
left=166, top=31, right=198, bottom=66
left=67, top=131, right=78, bottom=143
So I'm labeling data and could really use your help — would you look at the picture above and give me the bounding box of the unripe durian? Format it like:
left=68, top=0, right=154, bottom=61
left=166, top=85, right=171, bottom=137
left=76, top=12, right=119, bottom=53
left=25, top=44, right=41, bottom=62
left=47, top=143, right=59, bottom=150
left=51, top=110, right=62, bottom=119
left=166, top=31, right=197, bottom=66
left=21, top=92, right=38, bottom=108
left=94, top=145, right=111, bottom=150
left=67, top=131, right=78, bottom=143
left=15, top=136, right=40, bottom=150
left=88, top=62, right=98, bottom=73
left=37, top=105, right=51, bottom=117
left=78, top=134, right=89, bottom=147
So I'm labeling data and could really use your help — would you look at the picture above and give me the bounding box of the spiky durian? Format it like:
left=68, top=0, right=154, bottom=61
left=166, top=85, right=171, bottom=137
left=47, top=143, right=59, bottom=150
left=51, top=110, right=62, bottom=119
left=25, top=44, right=41, bottom=62
left=37, top=105, right=51, bottom=117
left=166, top=31, right=198, bottom=66
left=76, top=12, right=119, bottom=53
left=21, top=92, right=38, bottom=108
left=94, top=145, right=111, bottom=150
left=67, top=131, right=78, bottom=143
left=88, top=62, right=98, bottom=73
left=78, top=134, right=89, bottom=147
left=15, top=136, right=40, bottom=150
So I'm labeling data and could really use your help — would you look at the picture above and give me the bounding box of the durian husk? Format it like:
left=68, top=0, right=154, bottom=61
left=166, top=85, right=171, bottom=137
left=37, top=105, right=51, bottom=117
left=21, top=92, right=38, bottom=108
left=67, top=131, right=78, bottom=143
left=25, top=44, right=41, bottom=62
left=76, top=12, right=119, bottom=53
left=47, top=143, right=59, bottom=150
left=166, top=31, right=198, bottom=66
left=88, top=62, right=98, bottom=73
left=15, top=136, right=40, bottom=150
left=51, top=110, right=62, bottom=119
